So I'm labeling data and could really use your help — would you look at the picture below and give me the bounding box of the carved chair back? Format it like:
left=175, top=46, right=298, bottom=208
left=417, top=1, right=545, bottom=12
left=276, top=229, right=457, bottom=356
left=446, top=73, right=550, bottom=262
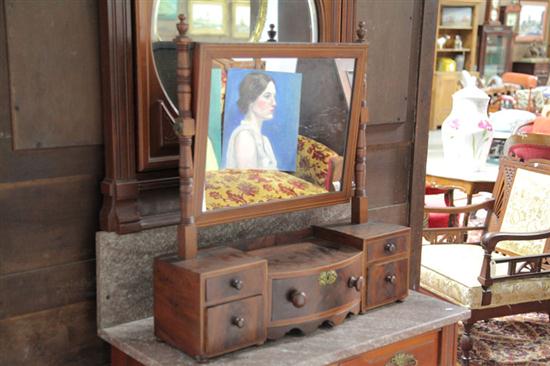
left=489, top=158, right=550, bottom=256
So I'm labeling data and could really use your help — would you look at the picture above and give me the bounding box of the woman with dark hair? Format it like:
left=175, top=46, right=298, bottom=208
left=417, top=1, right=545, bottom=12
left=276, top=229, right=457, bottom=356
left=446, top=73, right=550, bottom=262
left=225, top=72, right=278, bottom=169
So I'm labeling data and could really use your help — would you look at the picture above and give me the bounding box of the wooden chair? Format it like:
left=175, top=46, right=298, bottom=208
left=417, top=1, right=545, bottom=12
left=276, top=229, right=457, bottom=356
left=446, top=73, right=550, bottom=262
left=420, top=157, right=550, bottom=365
left=501, top=72, right=538, bottom=112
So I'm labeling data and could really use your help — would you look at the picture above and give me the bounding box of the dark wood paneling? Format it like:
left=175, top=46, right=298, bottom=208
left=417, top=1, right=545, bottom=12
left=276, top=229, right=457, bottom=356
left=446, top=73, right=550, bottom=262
left=367, top=203, right=409, bottom=227
left=356, top=1, right=414, bottom=125
left=365, top=143, right=412, bottom=208
left=408, top=0, right=438, bottom=289
left=0, top=260, right=96, bottom=319
left=0, top=301, right=109, bottom=366
left=0, top=175, right=100, bottom=275
left=0, top=143, right=103, bottom=183
left=4, top=0, right=102, bottom=150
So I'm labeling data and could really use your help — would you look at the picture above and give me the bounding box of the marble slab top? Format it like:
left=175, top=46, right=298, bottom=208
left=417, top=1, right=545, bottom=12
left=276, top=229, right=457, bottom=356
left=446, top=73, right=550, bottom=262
left=99, top=291, right=470, bottom=366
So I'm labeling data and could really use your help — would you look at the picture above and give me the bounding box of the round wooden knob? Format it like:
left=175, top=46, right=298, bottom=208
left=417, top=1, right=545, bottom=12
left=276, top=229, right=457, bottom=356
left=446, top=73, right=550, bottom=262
left=348, top=276, right=364, bottom=291
left=384, top=242, right=397, bottom=253
left=289, top=290, right=307, bottom=308
left=230, top=278, right=243, bottom=290
left=231, top=316, right=245, bottom=328
left=385, top=274, right=397, bottom=284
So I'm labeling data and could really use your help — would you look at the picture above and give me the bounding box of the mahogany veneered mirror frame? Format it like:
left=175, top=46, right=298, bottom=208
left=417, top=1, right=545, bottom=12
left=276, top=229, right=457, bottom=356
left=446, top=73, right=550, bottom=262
left=99, top=0, right=358, bottom=234
left=187, top=43, right=367, bottom=227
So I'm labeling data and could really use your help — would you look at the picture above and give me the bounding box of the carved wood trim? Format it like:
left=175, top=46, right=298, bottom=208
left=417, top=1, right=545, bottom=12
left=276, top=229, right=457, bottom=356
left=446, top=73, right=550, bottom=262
left=175, top=15, right=197, bottom=260
left=98, top=0, right=140, bottom=233
left=316, top=0, right=341, bottom=42
left=135, top=0, right=179, bottom=172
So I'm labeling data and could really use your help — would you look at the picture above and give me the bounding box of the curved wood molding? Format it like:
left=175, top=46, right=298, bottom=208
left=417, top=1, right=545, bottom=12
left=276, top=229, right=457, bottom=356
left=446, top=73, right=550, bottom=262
left=135, top=1, right=180, bottom=172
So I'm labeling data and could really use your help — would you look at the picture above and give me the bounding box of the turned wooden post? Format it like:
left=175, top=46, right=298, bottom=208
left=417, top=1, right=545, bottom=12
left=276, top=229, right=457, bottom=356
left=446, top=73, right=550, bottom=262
left=352, top=21, right=368, bottom=224
left=175, top=14, right=197, bottom=259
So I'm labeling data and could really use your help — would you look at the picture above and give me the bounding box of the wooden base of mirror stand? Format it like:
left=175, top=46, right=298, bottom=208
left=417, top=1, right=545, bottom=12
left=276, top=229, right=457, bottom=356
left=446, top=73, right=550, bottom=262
left=153, top=222, right=410, bottom=360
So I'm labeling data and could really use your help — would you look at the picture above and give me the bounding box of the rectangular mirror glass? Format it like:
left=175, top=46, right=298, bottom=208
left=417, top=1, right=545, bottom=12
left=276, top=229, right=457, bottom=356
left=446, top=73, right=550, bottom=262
left=192, top=44, right=366, bottom=225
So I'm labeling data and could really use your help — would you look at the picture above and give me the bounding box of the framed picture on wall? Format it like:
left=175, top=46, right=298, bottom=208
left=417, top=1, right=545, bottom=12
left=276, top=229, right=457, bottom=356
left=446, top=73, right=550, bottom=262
left=188, top=0, right=228, bottom=36
left=440, top=6, right=473, bottom=28
left=500, top=4, right=521, bottom=34
left=232, top=0, right=251, bottom=38
left=516, top=1, right=548, bottom=42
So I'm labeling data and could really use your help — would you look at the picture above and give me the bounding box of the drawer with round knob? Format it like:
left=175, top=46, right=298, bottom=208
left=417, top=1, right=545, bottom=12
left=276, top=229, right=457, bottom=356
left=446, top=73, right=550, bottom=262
left=205, top=295, right=265, bottom=356
left=205, top=264, right=265, bottom=305
left=366, top=234, right=408, bottom=263
left=268, top=247, right=363, bottom=324
left=366, top=257, right=408, bottom=308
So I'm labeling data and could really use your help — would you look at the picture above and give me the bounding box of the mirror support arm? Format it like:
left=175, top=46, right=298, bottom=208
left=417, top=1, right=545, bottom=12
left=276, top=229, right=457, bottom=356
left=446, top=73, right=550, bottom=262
left=176, top=14, right=198, bottom=260
left=352, top=21, right=368, bottom=224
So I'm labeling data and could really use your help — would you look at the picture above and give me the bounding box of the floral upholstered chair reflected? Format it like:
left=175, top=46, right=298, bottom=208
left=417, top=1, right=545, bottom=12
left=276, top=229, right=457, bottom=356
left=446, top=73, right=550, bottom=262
left=420, top=157, right=550, bottom=366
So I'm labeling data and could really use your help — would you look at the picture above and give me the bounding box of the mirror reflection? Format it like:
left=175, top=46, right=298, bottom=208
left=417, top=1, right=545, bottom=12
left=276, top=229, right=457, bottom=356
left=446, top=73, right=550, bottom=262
left=151, top=0, right=318, bottom=107
left=203, top=57, right=355, bottom=211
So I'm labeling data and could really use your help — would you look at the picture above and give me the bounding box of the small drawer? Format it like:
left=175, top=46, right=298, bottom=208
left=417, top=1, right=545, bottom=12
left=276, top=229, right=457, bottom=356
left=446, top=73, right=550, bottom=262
left=339, top=330, right=438, bottom=366
left=271, top=254, right=362, bottom=322
left=366, top=258, right=408, bottom=308
left=205, top=295, right=265, bottom=356
left=205, top=265, right=265, bottom=305
left=366, top=233, right=409, bottom=262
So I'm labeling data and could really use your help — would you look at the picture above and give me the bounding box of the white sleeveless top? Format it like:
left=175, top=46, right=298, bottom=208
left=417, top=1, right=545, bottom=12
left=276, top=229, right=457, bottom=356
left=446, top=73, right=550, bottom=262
left=225, top=121, right=277, bottom=170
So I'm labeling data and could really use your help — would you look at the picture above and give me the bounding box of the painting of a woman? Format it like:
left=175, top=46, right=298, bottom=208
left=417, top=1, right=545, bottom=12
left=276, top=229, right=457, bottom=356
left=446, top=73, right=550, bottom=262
left=225, top=72, right=278, bottom=169
left=222, top=69, right=302, bottom=171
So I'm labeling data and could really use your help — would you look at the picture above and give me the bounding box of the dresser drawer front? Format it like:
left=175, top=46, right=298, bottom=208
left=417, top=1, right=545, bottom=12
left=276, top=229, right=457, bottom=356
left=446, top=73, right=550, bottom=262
left=366, top=234, right=409, bottom=262
left=271, top=254, right=362, bottom=322
left=367, top=258, right=408, bottom=308
left=339, top=330, right=438, bottom=366
left=205, top=265, right=265, bottom=304
left=205, top=295, right=265, bottom=356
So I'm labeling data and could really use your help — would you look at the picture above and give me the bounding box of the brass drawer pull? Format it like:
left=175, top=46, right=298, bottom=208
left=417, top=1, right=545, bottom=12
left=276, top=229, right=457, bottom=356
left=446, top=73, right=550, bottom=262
left=385, top=274, right=397, bottom=284
left=289, top=289, right=307, bottom=308
left=231, top=316, right=245, bottom=328
left=348, top=276, right=364, bottom=291
left=230, top=278, right=243, bottom=290
left=384, top=241, right=397, bottom=253
left=386, top=352, right=417, bottom=366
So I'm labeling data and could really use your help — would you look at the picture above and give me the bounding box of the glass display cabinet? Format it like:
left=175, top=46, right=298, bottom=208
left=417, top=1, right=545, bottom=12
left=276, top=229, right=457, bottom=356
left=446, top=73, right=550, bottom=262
left=477, top=24, right=513, bottom=81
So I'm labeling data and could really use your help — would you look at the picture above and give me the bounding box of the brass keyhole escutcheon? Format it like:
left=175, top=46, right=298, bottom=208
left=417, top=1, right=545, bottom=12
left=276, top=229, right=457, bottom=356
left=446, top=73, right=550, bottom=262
left=319, top=270, right=338, bottom=286
left=386, top=352, right=417, bottom=366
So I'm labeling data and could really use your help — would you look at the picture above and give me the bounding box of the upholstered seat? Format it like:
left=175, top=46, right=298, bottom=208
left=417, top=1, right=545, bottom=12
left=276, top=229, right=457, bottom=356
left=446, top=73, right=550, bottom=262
left=419, top=158, right=550, bottom=366
left=421, top=244, right=550, bottom=309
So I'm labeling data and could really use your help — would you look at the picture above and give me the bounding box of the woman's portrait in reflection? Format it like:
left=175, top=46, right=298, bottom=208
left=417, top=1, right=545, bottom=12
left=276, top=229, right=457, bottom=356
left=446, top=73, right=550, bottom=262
left=222, top=69, right=302, bottom=171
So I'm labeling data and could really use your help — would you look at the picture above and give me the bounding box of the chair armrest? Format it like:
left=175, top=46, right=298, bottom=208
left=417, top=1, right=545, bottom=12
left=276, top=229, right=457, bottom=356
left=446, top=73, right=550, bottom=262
left=477, top=227, right=550, bottom=305
left=481, top=228, right=550, bottom=253
left=425, top=198, right=495, bottom=214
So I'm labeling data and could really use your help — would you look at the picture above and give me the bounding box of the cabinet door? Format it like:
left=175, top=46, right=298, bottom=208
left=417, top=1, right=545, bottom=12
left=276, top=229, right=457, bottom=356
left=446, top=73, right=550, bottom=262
left=480, top=30, right=512, bottom=80
left=430, top=72, right=461, bottom=130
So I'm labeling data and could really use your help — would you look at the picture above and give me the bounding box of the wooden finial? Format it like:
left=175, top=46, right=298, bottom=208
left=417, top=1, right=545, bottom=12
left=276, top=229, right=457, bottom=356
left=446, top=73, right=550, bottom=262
left=267, top=24, right=277, bottom=42
left=355, top=21, right=366, bottom=43
left=176, top=14, right=189, bottom=38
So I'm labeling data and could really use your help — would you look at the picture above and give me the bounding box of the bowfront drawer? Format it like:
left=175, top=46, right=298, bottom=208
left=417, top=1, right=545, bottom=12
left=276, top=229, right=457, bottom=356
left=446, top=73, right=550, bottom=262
left=271, top=254, right=363, bottom=322
left=205, top=295, right=265, bottom=356
left=339, top=330, right=438, bottom=366
left=366, top=258, right=408, bottom=308
left=205, top=264, right=265, bottom=305
left=366, top=234, right=409, bottom=263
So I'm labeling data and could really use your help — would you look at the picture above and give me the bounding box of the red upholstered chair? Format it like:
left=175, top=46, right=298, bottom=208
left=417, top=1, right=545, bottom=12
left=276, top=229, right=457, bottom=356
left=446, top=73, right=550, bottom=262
left=507, top=117, right=550, bottom=161
left=424, top=186, right=457, bottom=228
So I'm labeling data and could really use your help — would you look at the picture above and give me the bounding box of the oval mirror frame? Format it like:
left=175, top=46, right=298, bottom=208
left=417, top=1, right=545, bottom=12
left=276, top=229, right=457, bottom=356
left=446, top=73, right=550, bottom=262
left=135, top=0, right=335, bottom=173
